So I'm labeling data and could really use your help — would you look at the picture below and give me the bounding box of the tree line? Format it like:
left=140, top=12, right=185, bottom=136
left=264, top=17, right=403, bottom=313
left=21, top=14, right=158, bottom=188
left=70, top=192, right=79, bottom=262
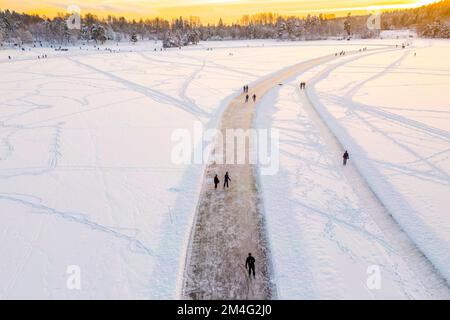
left=1, top=0, right=449, bottom=47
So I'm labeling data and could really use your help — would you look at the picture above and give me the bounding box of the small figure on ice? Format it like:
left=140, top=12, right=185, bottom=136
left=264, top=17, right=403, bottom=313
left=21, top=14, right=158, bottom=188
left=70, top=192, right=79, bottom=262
left=343, top=150, right=350, bottom=166
left=223, top=172, right=231, bottom=188
left=245, top=94, right=249, bottom=103
left=214, top=174, right=220, bottom=190
left=246, top=253, right=256, bottom=278
left=252, top=94, right=256, bottom=102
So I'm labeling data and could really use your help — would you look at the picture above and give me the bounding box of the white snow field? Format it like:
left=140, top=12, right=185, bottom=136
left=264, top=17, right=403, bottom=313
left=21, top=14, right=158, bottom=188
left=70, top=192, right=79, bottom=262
left=307, top=40, right=450, bottom=289
left=254, top=39, right=450, bottom=299
left=0, top=40, right=393, bottom=299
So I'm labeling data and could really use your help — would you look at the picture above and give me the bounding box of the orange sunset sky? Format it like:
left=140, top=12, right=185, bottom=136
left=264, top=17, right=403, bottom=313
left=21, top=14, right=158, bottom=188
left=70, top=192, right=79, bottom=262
left=0, top=0, right=439, bottom=23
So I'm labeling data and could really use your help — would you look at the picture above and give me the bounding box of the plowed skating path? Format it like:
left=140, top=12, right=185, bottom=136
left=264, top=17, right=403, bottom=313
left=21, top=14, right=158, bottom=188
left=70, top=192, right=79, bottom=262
left=182, top=52, right=356, bottom=299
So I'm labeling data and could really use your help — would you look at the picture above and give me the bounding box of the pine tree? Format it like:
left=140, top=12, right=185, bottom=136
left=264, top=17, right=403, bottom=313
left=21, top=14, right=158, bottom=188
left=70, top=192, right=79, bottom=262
left=344, top=13, right=352, bottom=37
left=91, top=24, right=106, bottom=44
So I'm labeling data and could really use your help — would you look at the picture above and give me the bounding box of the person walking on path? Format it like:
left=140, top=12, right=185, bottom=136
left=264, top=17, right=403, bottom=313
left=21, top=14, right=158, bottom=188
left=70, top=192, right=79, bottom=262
left=343, top=150, right=350, bottom=166
left=246, top=253, right=256, bottom=278
left=223, top=172, right=231, bottom=188
left=214, top=174, right=220, bottom=189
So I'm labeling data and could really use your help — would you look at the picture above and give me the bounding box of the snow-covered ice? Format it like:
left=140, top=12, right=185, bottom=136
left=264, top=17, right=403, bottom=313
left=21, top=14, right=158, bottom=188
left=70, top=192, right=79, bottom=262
left=1, top=39, right=448, bottom=299
left=1, top=40, right=387, bottom=299
left=254, top=56, right=449, bottom=298
left=306, top=40, right=450, bottom=285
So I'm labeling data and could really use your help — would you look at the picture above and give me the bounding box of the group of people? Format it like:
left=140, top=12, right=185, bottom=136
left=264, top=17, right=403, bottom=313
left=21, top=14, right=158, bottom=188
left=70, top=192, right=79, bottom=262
left=211, top=82, right=351, bottom=282
left=214, top=170, right=258, bottom=278
left=9, top=54, right=49, bottom=60
left=243, top=85, right=257, bottom=103
left=396, top=43, right=410, bottom=49
left=213, top=172, right=231, bottom=189
left=245, top=93, right=257, bottom=103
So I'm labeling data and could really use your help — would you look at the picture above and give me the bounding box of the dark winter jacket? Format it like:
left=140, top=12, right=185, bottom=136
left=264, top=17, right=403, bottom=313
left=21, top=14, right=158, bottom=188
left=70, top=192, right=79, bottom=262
left=246, top=256, right=255, bottom=268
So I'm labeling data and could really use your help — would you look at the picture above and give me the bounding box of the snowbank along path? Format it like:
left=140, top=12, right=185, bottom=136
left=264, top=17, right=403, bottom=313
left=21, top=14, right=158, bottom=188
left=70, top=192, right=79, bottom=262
left=181, top=50, right=379, bottom=299
left=302, top=50, right=450, bottom=298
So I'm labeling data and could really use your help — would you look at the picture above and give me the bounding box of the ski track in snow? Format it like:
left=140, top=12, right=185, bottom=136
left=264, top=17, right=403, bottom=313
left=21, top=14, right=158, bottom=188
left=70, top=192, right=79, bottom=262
left=0, top=193, right=156, bottom=256
left=66, top=56, right=210, bottom=121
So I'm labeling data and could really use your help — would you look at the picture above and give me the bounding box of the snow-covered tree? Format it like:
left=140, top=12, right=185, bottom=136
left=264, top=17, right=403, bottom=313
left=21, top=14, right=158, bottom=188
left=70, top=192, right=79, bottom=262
left=421, top=20, right=450, bottom=38
left=130, top=33, right=138, bottom=44
left=17, top=28, right=33, bottom=43
left=277, top=19, right=287, bottom=40
left=91, top=24, right=106, bottom=44
left=344, top=13, right=352, bottom=37
left=187, top=30, right=200, bottom=44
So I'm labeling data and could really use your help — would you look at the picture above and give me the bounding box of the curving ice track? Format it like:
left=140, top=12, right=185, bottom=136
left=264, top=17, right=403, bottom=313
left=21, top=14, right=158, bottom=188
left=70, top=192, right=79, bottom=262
left=254, top=45, right=450, bottom=299
left=181, top=50, right=392, bottom=299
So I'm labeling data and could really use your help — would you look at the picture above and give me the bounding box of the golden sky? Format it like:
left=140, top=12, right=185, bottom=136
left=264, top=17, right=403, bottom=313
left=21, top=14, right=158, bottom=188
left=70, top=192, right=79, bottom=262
left=0, top=0, right=439, bottom=23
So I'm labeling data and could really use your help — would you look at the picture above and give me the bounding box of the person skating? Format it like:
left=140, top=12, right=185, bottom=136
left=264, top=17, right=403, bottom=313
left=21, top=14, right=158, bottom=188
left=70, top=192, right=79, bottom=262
left=343, top=150, right=350, bottom=166
left=214, top=174, right=220, bottom=190
left=246, top=253, right=256, bottom=278
left=245, top=94, right=249, bottom=103
left=252, top=94, right=256, bottom=102
left=223, top=172, right=231, bottom=188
